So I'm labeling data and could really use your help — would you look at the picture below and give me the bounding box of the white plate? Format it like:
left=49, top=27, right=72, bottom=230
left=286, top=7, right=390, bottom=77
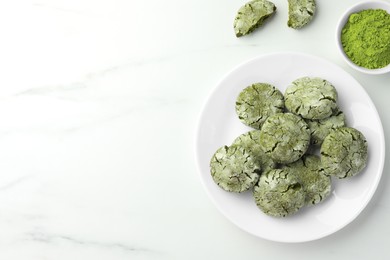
left=195, top=52, right=385, bottom=243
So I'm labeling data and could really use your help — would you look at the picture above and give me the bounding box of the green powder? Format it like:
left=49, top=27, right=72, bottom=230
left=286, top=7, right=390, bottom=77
left=341, top=9, right=390, bottom=69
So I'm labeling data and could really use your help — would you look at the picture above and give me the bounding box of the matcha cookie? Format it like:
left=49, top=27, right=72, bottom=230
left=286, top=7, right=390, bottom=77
left=321, top=127, right=368, bottom=179
left=288, top=0, right=316, bottom=29
left=283, top=155, right=331, bottom=206
left=236, top=83, right=284, bottom=130
left=210, top=145, right=261, bottom=192
left=306, top=111, right=346, bottom=146
left=259, top=113, right=310, bottom=164
left=232, top=130, right=277, bottom=173
left=285, top=77, right=338, bottom=120
left=253, top=169, right=305, bottom=217
left=234, top=0, right=277, bottom=37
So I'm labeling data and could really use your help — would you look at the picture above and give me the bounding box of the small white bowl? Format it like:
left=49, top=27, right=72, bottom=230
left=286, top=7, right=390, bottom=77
left=336, top=0, right=390, bottom=74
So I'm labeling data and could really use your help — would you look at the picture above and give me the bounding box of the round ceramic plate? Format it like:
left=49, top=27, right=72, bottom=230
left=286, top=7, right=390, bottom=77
left=195, top=52, right=385, bottom=243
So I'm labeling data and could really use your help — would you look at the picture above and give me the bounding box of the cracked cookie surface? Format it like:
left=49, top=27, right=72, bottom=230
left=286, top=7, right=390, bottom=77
left=287, top=0, right=316, bottom=29
left=285, top=77, right=338, bottom=120
left=210, top=145, right=261, bottom=192
left=283, top=155, right=331, bottom=206
left=321, top=127, right=368, bottom=179
left=236, top=83, right=284, bottom=130
left=253, top=169, right=305, bottom=217
left=259, top=113, right=310, bottom=164
left=234, top=0, right=277, bottom=37
left=306, top=110, right=346, bottom=146
left=232, top=130, right=277, bottom=173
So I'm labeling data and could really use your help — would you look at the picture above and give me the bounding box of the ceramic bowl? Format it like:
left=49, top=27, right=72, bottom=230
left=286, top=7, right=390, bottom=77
left=336, top=0, right=390, bottom=74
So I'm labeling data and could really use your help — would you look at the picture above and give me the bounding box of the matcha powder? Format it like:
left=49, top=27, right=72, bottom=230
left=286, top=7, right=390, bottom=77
left=341, top=9, right=390, bottom=69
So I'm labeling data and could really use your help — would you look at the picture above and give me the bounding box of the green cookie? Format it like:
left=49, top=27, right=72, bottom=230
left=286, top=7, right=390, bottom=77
left=232, top=130, right=277, bottom=173
left=321, top=127, right=368, bottom=179
left=259, top=113, right=310, bottom=164
left=234, top=0, right=277, bottom=37
left=288, top=0, right=316, bottom=29
left=285, top=77, right=338, bottom=120
left=306, top=111, right=346, bottom=146
left=236, top=83, right=284, bottom=130
left=253, top=169, right=306, bottom=217
left=210, top=145, right=261, bottom=192
left=283, top=155, right=331, bottom=206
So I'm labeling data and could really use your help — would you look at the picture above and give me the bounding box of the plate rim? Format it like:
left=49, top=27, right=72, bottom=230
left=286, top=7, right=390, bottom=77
left=194, top=51, right=386, bottom=243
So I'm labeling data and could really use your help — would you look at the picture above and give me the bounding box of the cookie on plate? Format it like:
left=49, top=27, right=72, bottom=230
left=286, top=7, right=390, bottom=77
left=283, top=155, right=331, bottom=206
left=321, top=127, right=368, bottom=179
left=210, top=145, right=261, bottom=192
left=253, top=169, right=306, bottom=217
left=285, top=77, right=338, bottom=120
left=287, top=0, right=316, bottom=29
left=234, top=0, right=277, bottom=37
left=259, top=113, right=310, bottom=164
left=236, top=83, right=284, bottom=129
left=306, top=110, right=346, bottom=146
left=232, top=130, right=277, bottom=173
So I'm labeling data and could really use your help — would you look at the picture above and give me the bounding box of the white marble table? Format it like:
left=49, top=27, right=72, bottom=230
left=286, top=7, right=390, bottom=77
left=0, top=0, right=389, bottom=259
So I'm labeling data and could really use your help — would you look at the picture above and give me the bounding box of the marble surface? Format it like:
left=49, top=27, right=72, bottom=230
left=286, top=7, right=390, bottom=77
left=0, top=0, right=389, bottom=259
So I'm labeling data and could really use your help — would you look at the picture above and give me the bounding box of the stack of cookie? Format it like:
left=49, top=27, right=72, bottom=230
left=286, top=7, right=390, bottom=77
left=209, top=77, right=368, bottom=217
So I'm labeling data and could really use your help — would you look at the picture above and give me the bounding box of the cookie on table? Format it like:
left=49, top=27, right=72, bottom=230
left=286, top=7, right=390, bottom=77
left=234, top=0, right=277, bottom=37
left=253, top=169, right=305, bottom=217
left=306, top=110, right=346, bottom=146
left=232, top=130, right=277, bottom=173
left=321, top=127, right=368, bottom=179
left=236, top=83, right=284, bottom=130
left=285, top=77, right=338, bottom=120
left=210, top=145, right=261, bottom=193
left=283, top=155, right=331, bottom=206
left=259, top=113, right=310, bottom=164
left=287, top=0, right=316, bottom=29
